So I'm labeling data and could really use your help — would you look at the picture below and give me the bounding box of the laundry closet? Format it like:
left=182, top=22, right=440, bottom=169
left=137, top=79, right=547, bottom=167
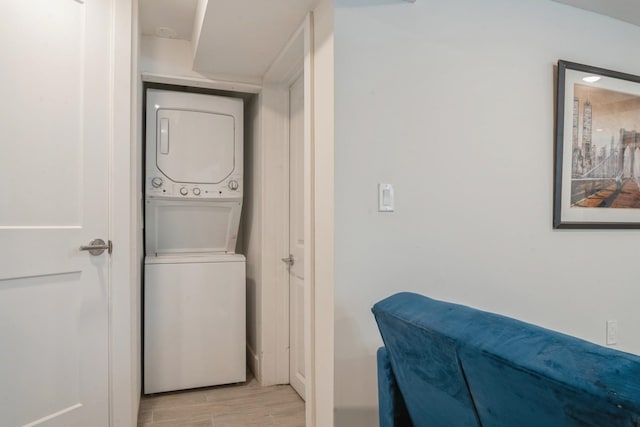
left=137, top=1, right=314, bottom=401
left=143, top=88, right=247, bottom=393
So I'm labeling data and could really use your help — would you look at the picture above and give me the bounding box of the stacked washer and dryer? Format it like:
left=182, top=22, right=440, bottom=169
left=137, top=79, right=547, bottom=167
left=144, top=89, right=246, bottom=394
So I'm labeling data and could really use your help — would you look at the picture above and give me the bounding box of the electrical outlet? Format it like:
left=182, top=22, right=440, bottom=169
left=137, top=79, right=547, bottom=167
left=606, top=320, right=618, bottom=346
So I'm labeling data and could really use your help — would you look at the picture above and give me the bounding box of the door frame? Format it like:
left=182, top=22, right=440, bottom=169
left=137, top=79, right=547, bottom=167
left=308, top=2, right=334, bottom=425
left=110, top=0, right=140, bottom=426
left=109, top=5, right=334, bottom=427
left=261, top=13, right=316, bottom=424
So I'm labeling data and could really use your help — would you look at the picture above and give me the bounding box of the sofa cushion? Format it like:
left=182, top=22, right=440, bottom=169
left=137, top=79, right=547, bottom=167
left=373, top=292, right=640, bottom=427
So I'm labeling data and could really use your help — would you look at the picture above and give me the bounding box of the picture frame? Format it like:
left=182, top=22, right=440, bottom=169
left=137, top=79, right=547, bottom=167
left=554, top=60, right=640, bottom=229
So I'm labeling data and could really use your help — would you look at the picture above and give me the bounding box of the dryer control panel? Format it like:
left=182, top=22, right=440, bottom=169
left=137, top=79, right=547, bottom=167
left=146, top=175, right=243, bottom=199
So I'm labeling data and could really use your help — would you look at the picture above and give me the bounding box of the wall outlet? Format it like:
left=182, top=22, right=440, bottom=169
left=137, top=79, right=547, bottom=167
left=606, top=320, right=618, bottom=346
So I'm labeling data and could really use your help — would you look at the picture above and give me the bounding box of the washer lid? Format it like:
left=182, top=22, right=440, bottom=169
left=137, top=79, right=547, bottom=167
left=145, top=198, right=242, bottom=256
left=156, top=108, right=235, bottom=184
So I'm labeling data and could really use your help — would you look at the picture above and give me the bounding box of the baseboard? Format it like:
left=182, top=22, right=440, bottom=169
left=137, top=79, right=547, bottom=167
left=247, top=344, right=260, bottom=383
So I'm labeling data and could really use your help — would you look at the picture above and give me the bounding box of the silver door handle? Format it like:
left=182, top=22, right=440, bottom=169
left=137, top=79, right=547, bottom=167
left=281, top=254, right=294, bottom=266
left=80, top=238, right=112, bottom=256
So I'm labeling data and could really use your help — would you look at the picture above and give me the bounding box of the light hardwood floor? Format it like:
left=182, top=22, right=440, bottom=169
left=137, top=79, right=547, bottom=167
left=138, top=374, right=304, bottom=427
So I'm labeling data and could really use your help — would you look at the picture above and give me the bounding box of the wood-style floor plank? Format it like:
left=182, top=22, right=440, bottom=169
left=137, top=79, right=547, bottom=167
left=138, top=374, right=304, bottom=427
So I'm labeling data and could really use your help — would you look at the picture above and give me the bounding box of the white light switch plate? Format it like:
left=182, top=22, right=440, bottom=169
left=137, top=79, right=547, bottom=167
left=379, top=183, right=394, bottom=212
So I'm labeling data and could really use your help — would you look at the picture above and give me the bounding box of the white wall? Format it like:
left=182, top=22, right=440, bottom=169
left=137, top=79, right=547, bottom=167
left=333, top=0, right=640, bottom=425
left=258, top=84, right=292, bottom=386
left=140, top=35, right=261, bottom=93
left=242, top=92, right=264, bottom=380
left=140, top=36, right=205, bottom=80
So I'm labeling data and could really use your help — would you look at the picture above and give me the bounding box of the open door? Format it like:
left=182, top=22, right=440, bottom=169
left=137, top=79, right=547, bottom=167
left=288, top=72, right=306, bottom=399
left=0, top=1, right=112, bottom=425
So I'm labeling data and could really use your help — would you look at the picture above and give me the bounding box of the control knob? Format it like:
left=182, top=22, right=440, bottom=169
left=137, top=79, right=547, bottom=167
left=193, top=187, right=201, bottom=196
left=228, top=180, right=239, bottom=191
left=179, top=187, right=188, bottom=196
left=151, top=177, right=163, bottom=188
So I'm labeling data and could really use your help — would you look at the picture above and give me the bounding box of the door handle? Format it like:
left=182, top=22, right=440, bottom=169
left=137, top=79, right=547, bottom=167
left=281, top=254, right=294, bottom=266
left=80, top=238, right=112, bottom=256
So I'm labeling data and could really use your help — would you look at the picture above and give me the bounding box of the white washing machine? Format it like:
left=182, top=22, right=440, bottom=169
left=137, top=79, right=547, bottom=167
left=144, top=255, right=246, bottom=394
left=143, top=89, right=246, bottom=394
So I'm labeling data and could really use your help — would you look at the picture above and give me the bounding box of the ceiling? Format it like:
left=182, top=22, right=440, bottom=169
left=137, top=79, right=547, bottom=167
left=552, top=0, right=640, bottom=27
left=139, top=0, right=318, bottom=82
left=138, top=0, right=640, bottom=82
left=139, top=0, right=198, bottom=40
left=192, top=0, right=318, bottom=81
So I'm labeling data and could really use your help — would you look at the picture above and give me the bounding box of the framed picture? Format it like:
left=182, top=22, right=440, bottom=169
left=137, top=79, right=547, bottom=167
left=554, top=60, right=640, bottom=228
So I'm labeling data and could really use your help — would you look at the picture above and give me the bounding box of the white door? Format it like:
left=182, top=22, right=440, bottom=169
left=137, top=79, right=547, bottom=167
left=0, top=1, right=111, bottom=426
left=288, top=74, right=306, bottom=399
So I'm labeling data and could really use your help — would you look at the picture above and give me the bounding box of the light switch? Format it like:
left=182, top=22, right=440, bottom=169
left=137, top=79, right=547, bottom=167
left=379, top=183, right=394, bottom=212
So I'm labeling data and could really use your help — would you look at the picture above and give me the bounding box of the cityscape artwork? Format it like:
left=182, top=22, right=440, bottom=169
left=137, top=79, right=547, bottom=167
left=554, top=60, right=640, bottom=228
left=570, top=85, right=640, bottom=209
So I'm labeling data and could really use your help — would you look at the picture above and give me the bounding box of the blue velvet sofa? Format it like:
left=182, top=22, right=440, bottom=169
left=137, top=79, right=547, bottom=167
left=372, top=292, right=640, bottom=427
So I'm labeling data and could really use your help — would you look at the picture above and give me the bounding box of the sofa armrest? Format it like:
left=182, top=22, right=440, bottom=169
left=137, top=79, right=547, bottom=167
left=377, top=347, right=412, bottom=427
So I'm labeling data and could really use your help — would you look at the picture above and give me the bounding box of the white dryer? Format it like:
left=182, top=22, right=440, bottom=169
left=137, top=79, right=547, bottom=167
left=145, top=88, right=243, bottom=204
left=143, top=89, right=246, bottom=394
